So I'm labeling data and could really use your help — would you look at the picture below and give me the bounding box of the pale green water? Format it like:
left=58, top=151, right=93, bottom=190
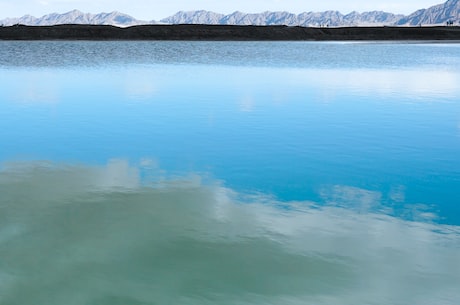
left=0, top=41, right=460, bottom=304
left=1, top=161, right=459, bottom=305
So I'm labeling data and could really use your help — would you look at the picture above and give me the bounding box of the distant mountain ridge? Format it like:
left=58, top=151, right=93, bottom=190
left=397, top=0, right=460, bottom=25
left=0, top=0, right=459, bottom=27
left=160, top=10, right=404, bottom=27
left=0, top=10, right=151, bottom=27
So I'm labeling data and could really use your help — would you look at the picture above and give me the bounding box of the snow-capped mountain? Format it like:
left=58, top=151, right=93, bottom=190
left=161, top=0, right=458, bottom=26
left=397, top=0, right=460, bottom=25
left=0, top=0, right=458, bottom=27
left=161, top=10, right=403, bottom=27
left=161, top=10, right=224, bottom=25
left=0, top=10, right=153, bottom=27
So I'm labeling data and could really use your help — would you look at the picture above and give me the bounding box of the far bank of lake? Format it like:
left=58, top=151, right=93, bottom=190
left=1, top=24, right=460, bottom=40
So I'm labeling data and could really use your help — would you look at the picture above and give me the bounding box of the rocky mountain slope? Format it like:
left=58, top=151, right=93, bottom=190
left=397, top=0, right=460, bottom=25
left=161, top=10, right=403, bottom=26
left=0, top=0, right=458, bottom=27
left=0, top=10, right=150, bottom=27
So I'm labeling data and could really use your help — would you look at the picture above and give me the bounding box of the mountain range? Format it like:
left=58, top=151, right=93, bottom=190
left=1, top=0, right=459, bottom=27
left=0, top=10, right=147, bottom=27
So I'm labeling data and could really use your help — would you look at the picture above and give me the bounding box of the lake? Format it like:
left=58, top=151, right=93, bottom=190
left=1, top=41, right=459, bottom=304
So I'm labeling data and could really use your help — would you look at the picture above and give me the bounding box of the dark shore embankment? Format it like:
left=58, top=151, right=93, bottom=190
left=1, top=24, right=460, bottom=41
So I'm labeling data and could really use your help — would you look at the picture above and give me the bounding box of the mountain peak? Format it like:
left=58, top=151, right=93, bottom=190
left=397, top=0, right=459, bottom=25
left=67, top=9, right=83, bottom=14
left=0, top=0, right=458, bottom=27
left=0, top=10, right=152, bottom=27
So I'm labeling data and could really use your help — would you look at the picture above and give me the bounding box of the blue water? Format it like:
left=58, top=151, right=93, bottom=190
left=0, top=41, right=459, bottom=304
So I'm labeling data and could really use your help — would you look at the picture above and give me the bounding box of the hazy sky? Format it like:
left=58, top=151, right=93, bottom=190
left=0, top=0, right=444, bottom=20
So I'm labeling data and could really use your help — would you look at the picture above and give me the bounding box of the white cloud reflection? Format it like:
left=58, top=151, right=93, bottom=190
left=290, top=69, right=460, bottom=99
left=238, top=95, right=255, bottom=112
left=0, top=159, right=459, bottom=305
left=123, top=72, right=157, bottom=101
left=12, top=73, right=60, bottom=104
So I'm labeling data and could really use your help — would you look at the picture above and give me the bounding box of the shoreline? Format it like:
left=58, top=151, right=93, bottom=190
left=1, top=24, right=460, bottom=41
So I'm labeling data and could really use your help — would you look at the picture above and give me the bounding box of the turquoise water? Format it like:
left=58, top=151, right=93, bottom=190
left=1, top=41, right=459, bottom=304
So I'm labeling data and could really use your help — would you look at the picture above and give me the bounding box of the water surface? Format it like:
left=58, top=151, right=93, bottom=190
left=1, top=41, right=459, bottom=305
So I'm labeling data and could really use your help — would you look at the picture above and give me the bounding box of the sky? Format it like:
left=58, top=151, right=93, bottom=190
left=0, top=0, right=445, bottom=20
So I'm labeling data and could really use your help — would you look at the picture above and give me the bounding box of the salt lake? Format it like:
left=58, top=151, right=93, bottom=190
left=0, top=41, right=459, bottom=304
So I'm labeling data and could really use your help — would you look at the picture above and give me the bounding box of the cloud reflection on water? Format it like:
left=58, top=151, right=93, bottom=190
left=284, top=68, right=460, bottom=99
left=10, top=72, right=59, bottom=104
left=0, top=160, right=459, bottom=305
left=2, top=65, right=459, bottom=109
